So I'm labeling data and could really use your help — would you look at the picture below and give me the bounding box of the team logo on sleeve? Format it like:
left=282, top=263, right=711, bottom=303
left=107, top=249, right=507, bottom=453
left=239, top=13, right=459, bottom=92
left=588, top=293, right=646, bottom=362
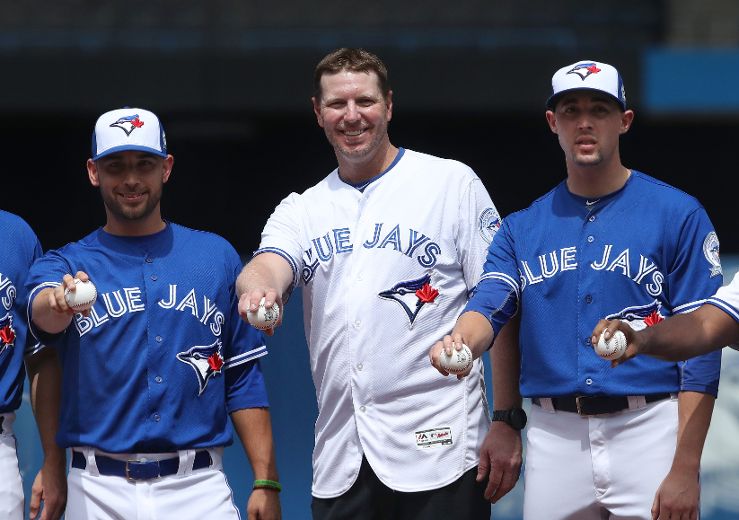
left=176, top=339, right=224, bottom=395
left=703, top=232, right=722, bottom=278
left=0, top=313, right=15, bottom=356
left=110, top=114, right=145, bottom=136
left=478, top=207, right=501, bottom=244
left=378, top=274, right=439, bottom=327
left=605, top=299, right=665, bottom=331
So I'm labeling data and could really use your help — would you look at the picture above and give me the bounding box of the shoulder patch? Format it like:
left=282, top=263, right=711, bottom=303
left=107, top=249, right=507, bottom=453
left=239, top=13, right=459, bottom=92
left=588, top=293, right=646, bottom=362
left=703, top=231, right=722, bottom=278
left=176, top=339, right=224, bottom=395
left=479, top=207, right=501, bottom=244
left=0, top=313, right=16, bottom=356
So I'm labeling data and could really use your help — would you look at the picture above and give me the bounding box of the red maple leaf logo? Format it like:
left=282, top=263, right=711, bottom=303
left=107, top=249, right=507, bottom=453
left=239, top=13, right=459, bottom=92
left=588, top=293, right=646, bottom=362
left=586, top=65, right=601, bottom=74
left=131, top=117, right=144, bottom=128
left=0, top=325, right=15, bottom=345
left=416, top=283, right=439, bottom=303
left=208, top=352, right=224, bottom=371
left=644, top=311, right=664, bottom=327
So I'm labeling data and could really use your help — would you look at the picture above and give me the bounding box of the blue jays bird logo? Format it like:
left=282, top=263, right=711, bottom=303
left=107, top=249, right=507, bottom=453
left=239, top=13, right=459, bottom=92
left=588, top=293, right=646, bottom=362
left=567, top=63, right=602, bottom=81
left=605, top=299, right=665, bottom=332
left=378, top=274, right=439, bottom=327
left=0, top=313, right=15, bottom=356
left=109, top=114, right=145, bottom=136
left=479, top=207, right=501, bottom=244
left=177, top=339, right=224, bottom=395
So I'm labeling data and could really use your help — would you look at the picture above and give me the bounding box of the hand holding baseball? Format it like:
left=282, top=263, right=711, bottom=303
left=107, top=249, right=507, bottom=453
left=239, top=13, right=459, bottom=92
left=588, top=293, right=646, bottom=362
left=52, top=272, right=95, bottom=315
left=430, top=333, right=475, bottom=379
left=591, top=320, right=638, bottom=367
left=239, top=290, right=283, bottom=335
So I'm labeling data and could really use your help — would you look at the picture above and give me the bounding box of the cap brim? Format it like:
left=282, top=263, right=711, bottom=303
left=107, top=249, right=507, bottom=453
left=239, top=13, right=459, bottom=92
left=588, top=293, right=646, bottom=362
left=93, top=145, right=168, bottom=161
left=546, top=87, right=626, bottom=111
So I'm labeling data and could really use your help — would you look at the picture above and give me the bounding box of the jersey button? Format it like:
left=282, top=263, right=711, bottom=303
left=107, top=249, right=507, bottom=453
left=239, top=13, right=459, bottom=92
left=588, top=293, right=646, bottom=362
left=585, top=295, right=593, bottom=304
left=156, top=335, right=163, bottom=343
left=583, top=336, right=590, bottom=345
left=354, top=320, right=361, bottom=329
left=357, top=363, right=363, bottom=371
left=155, top=376, right=163, bottom=383
left=359, top=406, right=366, bottom=412
left=587, top=236, right=594, bottom=243
left=151, top=275, right=158, bottom=281
left=585, top=378, right=593, bottom=385
left=145, top=257, right=153, bottom=263
left=588, top=215, right=596, bottom=222
left=153, top=413, right=161, bottom=422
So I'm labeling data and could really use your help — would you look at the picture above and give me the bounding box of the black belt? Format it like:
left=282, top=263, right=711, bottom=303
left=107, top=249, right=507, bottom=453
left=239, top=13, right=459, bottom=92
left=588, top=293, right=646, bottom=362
left=71, top=450, right=212, bottom=481
left=532, top=393, right=671, bottom=416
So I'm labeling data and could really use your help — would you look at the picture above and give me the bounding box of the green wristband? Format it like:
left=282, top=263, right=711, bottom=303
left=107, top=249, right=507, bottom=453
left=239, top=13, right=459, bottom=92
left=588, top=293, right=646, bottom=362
left=253, top=479, right=282, bottom=492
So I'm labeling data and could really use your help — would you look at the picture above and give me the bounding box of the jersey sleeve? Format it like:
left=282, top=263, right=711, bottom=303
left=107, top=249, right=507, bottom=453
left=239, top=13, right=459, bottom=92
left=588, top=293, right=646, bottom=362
left=222, top=247, right=269, bottom=411
left=456, top=175, right=500, bottom=292
left=21, top=229, right=44, bottom=356
left=667, top=207, right=723, bottom=396
left=24, top=249, right=75, bottom=346
left=254, top=192, right=306, bottom=292
left=464, top=218, right=521, bottom=337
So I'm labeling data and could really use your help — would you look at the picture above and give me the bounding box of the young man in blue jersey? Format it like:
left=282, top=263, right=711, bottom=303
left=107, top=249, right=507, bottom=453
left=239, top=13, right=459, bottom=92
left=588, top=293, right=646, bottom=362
left=430, top=60, right=721, bottom=520
left=0, top=212, right=66, bottom=520
left=26, top=108, right=281, bottom=520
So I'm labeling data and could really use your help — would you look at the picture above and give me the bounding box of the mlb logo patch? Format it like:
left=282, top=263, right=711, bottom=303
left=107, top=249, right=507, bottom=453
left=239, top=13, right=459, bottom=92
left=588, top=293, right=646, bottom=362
left=415, top=426, right=453, bottom=449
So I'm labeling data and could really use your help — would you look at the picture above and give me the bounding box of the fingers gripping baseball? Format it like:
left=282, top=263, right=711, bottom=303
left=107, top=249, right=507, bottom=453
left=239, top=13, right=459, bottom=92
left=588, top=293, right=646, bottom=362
left=52, top=272, right=93, bottom=315
left=239, top=289, right=283, bottom=335
left=591, top=319, right=638, bottom=367
left=429, top=334, right=473, bottom=378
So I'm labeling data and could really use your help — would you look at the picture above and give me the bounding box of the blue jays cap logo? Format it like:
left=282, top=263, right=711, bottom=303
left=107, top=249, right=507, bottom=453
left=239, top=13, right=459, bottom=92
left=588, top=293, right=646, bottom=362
left=110, top=114, right=145, bottom=136
left=0, top=313, right=15, bottom=356
left=567, top=63, right=602, bottom=81
left=605, top=299, right=665, bottom=331
left=379, top=273, right=439, bottom=327
left=176, top=339, right=224, bottom=396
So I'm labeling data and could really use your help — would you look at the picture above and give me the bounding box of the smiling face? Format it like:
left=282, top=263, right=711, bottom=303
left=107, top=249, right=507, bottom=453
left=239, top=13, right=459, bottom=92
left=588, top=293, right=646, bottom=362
left=546, top=91, right=634, bottom=170
left=87, top=150, right=173, bottom=236
left=312, top=70, right=393, bottom=169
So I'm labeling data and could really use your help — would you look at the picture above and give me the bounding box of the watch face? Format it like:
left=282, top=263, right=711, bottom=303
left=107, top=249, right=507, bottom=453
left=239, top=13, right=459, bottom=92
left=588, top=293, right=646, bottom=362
left=509, top=408, right=527, bottom=430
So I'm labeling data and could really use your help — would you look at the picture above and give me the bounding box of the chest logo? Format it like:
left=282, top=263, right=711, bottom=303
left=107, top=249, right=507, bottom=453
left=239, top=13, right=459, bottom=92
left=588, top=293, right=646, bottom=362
left=176, top=339, right=224, bottom=395
left=378, top=274, right=439, bottom=327
left=605, top=299, right=665, bottom=332
left=0, top=313, right=15, bottom=356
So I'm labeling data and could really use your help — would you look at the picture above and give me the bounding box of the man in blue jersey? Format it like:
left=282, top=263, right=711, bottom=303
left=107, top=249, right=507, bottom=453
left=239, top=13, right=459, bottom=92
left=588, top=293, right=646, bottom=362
left=0, top=212, right=66, bottom=520
left=430, top=60, right=721, bottom=520
left=26, top=108, right=281, bottom=519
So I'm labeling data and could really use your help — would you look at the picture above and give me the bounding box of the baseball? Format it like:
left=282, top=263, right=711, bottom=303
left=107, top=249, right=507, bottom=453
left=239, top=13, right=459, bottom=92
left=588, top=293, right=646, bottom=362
left=246, top=297, right=280, bottom=330
left=595, top=330, right=627, bottom=360
left=64, top=278, right=97, bottom=312
left=439, top=343, right=473, bottom=374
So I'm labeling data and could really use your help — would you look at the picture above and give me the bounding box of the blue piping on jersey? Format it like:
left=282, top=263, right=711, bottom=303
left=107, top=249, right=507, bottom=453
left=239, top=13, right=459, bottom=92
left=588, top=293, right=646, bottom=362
left=339, top=147, right=406, bottom=192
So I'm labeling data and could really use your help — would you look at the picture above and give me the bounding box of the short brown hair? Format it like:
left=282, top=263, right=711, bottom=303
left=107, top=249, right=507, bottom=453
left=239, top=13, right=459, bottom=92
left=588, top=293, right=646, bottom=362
left=313, top=48, right=390, bottom=100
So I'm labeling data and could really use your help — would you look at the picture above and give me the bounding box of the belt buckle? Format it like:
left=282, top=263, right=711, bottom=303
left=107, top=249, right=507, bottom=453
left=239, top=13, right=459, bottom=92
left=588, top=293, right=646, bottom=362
left=575, top=396, right=589, bottom=416
left=125, top=458, right=158, bottom=482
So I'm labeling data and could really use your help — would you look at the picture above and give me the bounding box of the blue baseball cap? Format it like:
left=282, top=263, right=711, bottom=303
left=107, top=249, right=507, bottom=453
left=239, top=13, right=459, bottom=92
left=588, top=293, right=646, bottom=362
left=91, top=108, right=168, bottom=160
left=546, top=60, right=626, bottom=111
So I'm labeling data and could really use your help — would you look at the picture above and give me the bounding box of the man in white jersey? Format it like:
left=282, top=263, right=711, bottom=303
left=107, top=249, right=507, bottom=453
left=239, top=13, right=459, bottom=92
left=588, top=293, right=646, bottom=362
left=594, top=271, right=739, bottom=362
left=237, top=47, right=514, bottom=519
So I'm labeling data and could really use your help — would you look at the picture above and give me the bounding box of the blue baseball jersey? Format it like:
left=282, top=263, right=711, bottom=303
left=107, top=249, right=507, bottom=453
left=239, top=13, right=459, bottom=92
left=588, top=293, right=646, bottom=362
left=466, top=171, right=722, bottom=397
left=26, top=223, right=268, bottom=452
left=0, top=210, right=42, bottom=413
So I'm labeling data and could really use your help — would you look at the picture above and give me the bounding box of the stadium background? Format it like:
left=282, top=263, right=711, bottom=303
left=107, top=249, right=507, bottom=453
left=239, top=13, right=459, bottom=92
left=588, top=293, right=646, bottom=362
left=5, top=1, right=739, bottom=518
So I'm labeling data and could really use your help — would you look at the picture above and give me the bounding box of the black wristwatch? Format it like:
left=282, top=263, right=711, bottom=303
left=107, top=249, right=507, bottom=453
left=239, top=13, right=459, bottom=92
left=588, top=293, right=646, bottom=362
left=491, top=408, right=527, bottom=431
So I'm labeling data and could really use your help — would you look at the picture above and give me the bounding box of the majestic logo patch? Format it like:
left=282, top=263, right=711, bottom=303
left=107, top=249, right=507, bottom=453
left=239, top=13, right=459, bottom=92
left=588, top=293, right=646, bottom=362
left=703, top=231, right=722, bottom=278
left=415, top=427, right=453, bottom=449
left=110, top=114, right=145, bottom=136
left=479, top=207, right=501, bottom=244
left=0, top=313, right=15, bottom=356
left=605, top=299, right=665, bottom=332
left=176, top=339, right=224, bottom=395
left=378, top=274, right=439, bottom=327
left=567, top=63, right=601, bottom=81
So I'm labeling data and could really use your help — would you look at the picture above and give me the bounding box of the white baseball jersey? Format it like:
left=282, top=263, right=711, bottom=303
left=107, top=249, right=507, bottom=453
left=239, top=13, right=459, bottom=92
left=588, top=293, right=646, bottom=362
left=256, top=148, right=500, bottom=497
